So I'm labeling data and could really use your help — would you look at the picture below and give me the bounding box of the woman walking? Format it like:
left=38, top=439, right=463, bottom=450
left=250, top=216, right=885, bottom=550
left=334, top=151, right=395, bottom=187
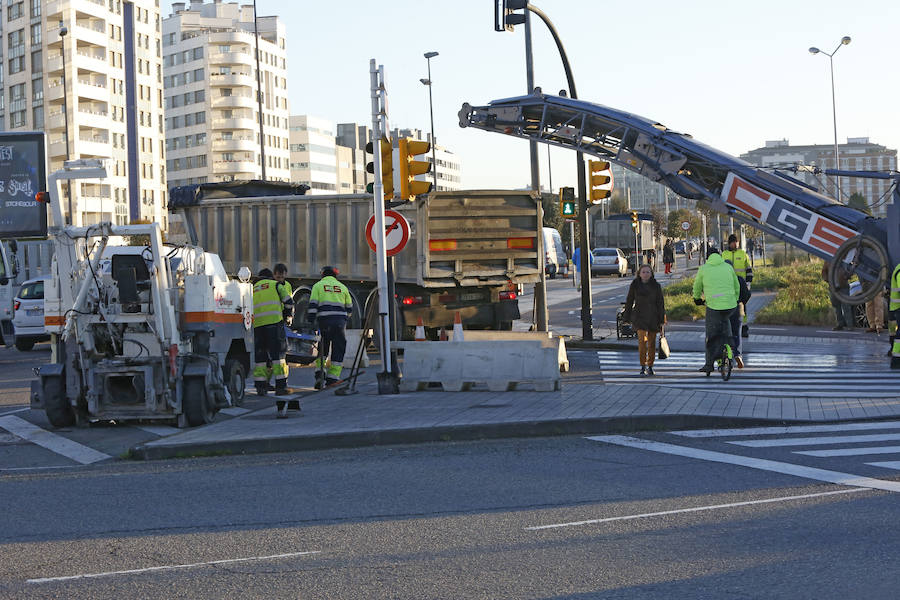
left=663, top=240, right=675, bottom=275
left=622, top=264, right=667, bottom=376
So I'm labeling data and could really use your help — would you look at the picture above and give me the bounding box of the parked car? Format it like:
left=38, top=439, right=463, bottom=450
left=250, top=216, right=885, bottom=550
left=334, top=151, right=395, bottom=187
left=674, top=241, right=686, bottom=254
left=543, top=227, right=567, bottom=278
left=591, top=247, right=628, bottom=277
left=12, top=277, right=49, bottom=351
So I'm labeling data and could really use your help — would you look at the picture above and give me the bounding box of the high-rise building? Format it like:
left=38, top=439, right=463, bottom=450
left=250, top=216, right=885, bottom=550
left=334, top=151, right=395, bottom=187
left=0, top=0, right=167, bottom=226
left=289, top=115, right=336, bottom=193
left=741, top=138, right=897, bottom=216
left=162, top=0, right=290, bottom=187
left=336, top=122, right=370, bottom=195
left=391, top=127, right=461, bottom=192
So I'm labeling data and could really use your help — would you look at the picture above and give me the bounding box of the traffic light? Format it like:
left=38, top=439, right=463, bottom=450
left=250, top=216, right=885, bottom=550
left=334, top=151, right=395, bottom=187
left=588, top=160, right=612, bottom=204
left=365, top=136, right=393, bottom=199
left=559, top=186, right=576, bottom=218
left=631, top=210, right=639, bottom=229
left=494, top=0, right=528, bottom=32
left=396, top=137, right=432, bottom=200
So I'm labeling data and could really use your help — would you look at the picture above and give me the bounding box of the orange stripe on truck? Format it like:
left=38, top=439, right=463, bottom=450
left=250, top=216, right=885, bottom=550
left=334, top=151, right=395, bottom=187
left=185, top=311, right=245, bottom=324
left=45, top=315, right=64, bottom=326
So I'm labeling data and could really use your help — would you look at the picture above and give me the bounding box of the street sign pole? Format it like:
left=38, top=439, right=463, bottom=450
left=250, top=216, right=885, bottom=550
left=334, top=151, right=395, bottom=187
left=369, top=60, right=397, bottom=394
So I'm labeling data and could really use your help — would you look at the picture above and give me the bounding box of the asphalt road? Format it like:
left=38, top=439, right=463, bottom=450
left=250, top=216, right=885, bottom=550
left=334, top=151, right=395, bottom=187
left=1, top=434, right=897, bottom=599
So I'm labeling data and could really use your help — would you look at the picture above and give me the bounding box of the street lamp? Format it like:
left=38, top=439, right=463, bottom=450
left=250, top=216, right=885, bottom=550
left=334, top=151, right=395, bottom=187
left=59, top=25, right=73, bottom=225
left=421, top=51, right=439, bottom=189
left=809, top=35, right=851, bottom=202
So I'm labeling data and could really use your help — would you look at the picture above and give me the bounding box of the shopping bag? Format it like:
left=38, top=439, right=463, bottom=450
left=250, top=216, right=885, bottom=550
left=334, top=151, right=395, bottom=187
left=658, top=329, right=670, bottom=359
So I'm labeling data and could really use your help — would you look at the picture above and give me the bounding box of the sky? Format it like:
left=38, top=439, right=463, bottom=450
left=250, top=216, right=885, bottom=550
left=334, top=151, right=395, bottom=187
left=161, top=0, right=900, bottom=192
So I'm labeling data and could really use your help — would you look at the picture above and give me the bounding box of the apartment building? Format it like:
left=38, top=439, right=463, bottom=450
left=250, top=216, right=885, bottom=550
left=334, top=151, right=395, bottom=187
left=163, top=0, right=289, bottom=187
left=0, top=0, right=166, bottom=226
left=741, top=138, right=898, bottom=216
left=288, top=115, right=337, bottom=193
left=392, top=127, right=461, bottom=192
left=336, top=122, right=370, bottom=195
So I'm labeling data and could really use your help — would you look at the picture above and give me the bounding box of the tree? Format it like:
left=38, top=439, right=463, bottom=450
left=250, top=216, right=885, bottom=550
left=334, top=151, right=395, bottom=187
left=666, top=208, right=700, bottom=238
left=650, top=207, right=666, bottom=243
left=847, top=192, right=872, bottom=216
left=608, top=190, right=628, bottom=215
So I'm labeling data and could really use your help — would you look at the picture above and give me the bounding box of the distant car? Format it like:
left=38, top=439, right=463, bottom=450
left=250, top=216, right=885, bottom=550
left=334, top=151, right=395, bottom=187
left=12, top=277, right=49, bottom=351
left=542, top=227, right=566, bottom=278
left=591, top=247, right=628, bottom=277
left=674, top=241, right=686, bottom=254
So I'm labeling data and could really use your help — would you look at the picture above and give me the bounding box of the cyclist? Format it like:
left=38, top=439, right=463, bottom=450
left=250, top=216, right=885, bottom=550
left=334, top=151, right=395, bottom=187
left=693, top=247, right=740, bottom=373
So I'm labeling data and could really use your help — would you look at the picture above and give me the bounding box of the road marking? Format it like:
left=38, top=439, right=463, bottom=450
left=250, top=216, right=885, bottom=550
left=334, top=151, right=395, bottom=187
left=796, top=446, right=900, bottom=458
left=0, top=407, right=29, bottom=416
left=587, top=435, right=900, bottom=492
left=27, top=550, right=322, bottom=584
left=730, top=433, right=900, bottom=448
left=0, top=465, right=82, bottom=472
left=671, top=421, right=900, bottom=438
left=866, top=461, right=900, bottom=470
left=525, top=488, right=865, bottom=530
left=0, top=415, right=110, bottom=465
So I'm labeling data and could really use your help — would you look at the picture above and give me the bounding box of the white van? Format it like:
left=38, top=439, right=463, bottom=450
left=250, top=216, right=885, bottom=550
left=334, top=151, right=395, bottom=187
left=542, top=227, right=566, bottom=278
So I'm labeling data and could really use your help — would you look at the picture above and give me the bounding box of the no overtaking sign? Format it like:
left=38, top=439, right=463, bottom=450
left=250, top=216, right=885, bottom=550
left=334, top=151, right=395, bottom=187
left=366, top=209, right=410, bottom=256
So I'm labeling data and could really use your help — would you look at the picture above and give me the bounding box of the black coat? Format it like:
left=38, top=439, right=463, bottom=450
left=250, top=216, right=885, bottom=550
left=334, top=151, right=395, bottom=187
left=623, top=278, right=666, bottom=333
left=663, top=245, right=675, bottom=264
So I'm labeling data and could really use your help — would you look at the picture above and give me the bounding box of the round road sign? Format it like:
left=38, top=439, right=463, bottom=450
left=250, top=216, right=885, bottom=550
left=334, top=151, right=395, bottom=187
left=366, top=210, right=410, bottom=256
left=681, top=220, right=691, bottom=231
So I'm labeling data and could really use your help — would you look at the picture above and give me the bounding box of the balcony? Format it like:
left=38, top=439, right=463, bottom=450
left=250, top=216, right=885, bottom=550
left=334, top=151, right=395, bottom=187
left=212, top=137, right=257, bottom=152
left=47, top=82, right=66, bottom=102
left=75, top=79, right=108, bottom=102
left=76, top=107, right=109, bottom=129
left=211, top=94, right=256, bottom=110
left=209, top=51, right=255, bottom=68
left=212, top=160, right=257, bottom=175
left=46, top=109, right=66, bottom=131
left=74, top=22, right=107, bottom=47
left=48, top=137, right=69, bottom=158
left=208, top=31, right=256, bottom=45
left=209, top=72, right=256, bottom=88
left=211, top=117, right=257, bottom=131
left=74, top=49, right=107, bottom=71
left=77, top=135, right=110, bottom=157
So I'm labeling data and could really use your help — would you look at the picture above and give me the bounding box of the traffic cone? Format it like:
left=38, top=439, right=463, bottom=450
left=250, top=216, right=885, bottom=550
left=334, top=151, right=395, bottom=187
left=439, top=327, right=448, bottom=341
left=452, top=311, right=464, bottom=342
left=414, top=316, right=426, bottom=341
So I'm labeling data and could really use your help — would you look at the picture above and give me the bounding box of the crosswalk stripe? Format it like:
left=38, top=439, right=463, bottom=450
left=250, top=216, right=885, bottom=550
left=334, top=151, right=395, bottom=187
left=866, top=461, right=900, bottom=470
left=0, top=415, right=110, bottom=465
left=795, top=446, right=900, bottom=458
left=670, top=421, right=900, bottom=438
left=730, top=433, right=900, bottom=448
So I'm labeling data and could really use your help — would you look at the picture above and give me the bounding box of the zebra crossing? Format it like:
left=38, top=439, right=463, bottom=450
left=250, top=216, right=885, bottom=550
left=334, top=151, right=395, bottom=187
left=591, top=421, right=900, bottom=493
left=596, top=349, right=900, bottom=397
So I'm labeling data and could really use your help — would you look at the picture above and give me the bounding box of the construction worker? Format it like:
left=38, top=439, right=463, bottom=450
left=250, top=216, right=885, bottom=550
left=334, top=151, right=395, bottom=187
left=890, top=262, right=900, bottom=369
left=693, top=247, right=740, bottom=373
left=273, top=263, right=293, bottom=307
left=722, top=233, right=753, bottom=338
left=308, top=266, right=353, bottom=387
left=252, top=268, right=294, bottom=407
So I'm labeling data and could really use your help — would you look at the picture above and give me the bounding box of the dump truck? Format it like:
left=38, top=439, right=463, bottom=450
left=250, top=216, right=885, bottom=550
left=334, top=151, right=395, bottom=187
left=171, top=187, right=543, bottom=349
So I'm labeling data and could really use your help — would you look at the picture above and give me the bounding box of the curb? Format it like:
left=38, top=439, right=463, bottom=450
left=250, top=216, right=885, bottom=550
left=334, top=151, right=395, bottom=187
left=130, top=414, right=807, bottom=461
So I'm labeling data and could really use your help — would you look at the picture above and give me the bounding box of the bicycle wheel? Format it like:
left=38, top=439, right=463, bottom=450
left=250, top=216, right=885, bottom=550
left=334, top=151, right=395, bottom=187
left=721, top=344, right=733, bottom=381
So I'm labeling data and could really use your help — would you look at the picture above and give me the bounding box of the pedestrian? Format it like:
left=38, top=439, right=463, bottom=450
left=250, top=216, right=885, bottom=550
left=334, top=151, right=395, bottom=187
left=889, top=262, right=900, bottom=368
left=822, top=261, right=854, bottom=330
left=662, top=240, right=675, bottom=275
left=308, top=266, right=353, bottom=387
left=722, top=233, right=753, bottom=339
left=573, top=246, right=593, bottom=290
left=865, top=290, right=885, bottom=334
left=692, top=247, right=740, bottom=373
left=646, top=248, right=656, bottom=271
left=622, top=264, right=666, bottom=376
left=252, top=268, right=295, bottom=412
left=273, top=263, right=293, bottom=308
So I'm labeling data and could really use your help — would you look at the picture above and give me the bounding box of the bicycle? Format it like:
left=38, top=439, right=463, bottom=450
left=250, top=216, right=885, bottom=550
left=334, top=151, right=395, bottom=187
left=695, top=298, right=735, bottom=381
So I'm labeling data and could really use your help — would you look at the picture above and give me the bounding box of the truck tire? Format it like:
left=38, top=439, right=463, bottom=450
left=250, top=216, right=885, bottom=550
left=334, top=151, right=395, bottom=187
left=223, top=359, right=247, bottom=407
left=183, top=377, right=216, bottom=427
left=43, top=376, right=75, bottom=428
left=15, top=338, right=34, bottom=352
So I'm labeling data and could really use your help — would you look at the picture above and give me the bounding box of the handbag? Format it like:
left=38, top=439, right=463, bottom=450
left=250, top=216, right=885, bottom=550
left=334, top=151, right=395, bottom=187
left=658, top=327, right=670, bottom=359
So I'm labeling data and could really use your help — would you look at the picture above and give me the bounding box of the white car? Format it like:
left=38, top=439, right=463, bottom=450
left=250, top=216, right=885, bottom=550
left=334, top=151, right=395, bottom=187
left=591, top=247, right=628, bottom=277
left=12, top=277, right=49, bottom=351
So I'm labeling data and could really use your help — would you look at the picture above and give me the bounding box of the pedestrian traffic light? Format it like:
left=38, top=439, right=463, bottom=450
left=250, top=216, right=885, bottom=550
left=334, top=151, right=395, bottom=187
left=396, top=137, right=432, bottom=200
left=631, top=210, right=639, bottom=229
left=365, top=137, right=393, bottom=199
left=494, top=0, right=528, bottom=32
left=559, top=186, right=576, bottom=218
left=588, top=160, right=613, bottom=204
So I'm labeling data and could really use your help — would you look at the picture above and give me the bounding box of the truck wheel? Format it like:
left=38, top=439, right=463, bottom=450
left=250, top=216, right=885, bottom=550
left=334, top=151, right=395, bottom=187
left=43, top=376, right=75, bottom=428
left=15, top=338, right=34, bottom=352
left=183, top=377, right=216, bottom=427
left=223, top=359, right=247, bottom=407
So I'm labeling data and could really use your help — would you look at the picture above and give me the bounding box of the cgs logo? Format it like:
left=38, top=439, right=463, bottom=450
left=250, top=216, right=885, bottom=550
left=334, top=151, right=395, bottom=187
left=323, top=285, right=343, bottom=293
left=722, top=173, right=856, bottom=257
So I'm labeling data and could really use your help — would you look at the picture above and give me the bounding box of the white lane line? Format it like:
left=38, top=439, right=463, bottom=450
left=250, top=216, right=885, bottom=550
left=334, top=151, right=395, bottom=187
left=796, top=446, right=900, bottom=458
left=587, top=435, right=900, bottom=492
left=866, top=461, right=900, bottom=470
left=134, top=425, right=181, bottom=437
left=0, top=407, right=29, bottom=416
left=27, top=550, right=322, bottom=584
left=1, top=465, right=83, bottom=472
left=0, top=416, right=110, bottom=465
left=220, top=406, right=251, bottom=416
left=731, top=433, right=900, bottom=448
left=671, top=421, right=900, bottom=438
left=525, top=488, right=865, bottom=531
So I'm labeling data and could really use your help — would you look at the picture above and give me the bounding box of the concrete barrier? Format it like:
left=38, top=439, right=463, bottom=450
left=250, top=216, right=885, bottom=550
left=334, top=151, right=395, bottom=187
left=448, top=331, right=569, bottom=372
left=392, top=340, right=561, bottom=392
left=343, top=329, right=371, bottom=368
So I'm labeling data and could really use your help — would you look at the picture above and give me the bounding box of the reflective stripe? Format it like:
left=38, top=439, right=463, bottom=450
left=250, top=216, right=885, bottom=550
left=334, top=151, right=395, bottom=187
left=710, top=293, right=725, bottom=298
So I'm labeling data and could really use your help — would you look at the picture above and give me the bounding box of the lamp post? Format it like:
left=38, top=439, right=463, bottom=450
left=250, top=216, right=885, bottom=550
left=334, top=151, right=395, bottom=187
left=59, top=25, right=73, bottom=225
left=809, top=35, right=851, bottom=202
left=252, top=0, right=266, bottom=180
left=421, top=51, right=439, bottom=189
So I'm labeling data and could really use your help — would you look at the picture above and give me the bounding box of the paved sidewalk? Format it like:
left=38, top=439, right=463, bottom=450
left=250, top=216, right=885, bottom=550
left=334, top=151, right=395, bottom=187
left=131, top=327, right=900, bottom=460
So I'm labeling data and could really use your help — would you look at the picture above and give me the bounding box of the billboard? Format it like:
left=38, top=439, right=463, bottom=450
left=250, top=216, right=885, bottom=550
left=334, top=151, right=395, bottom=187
left=0, top=132, right=46, bottom=238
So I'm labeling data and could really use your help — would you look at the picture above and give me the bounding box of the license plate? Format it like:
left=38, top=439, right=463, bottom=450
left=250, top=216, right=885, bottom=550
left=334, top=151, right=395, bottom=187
left=459, top=293, right=483, bottom=302
left=26, top=308, right=43, bottom=316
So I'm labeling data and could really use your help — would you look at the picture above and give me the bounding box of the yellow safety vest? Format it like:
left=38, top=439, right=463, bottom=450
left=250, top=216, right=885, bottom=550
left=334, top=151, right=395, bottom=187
left=890, top=263, right=900, bottom=312
left=253, top=278, right=289, bottom=328
left=721, top=248, right=751, bottom=279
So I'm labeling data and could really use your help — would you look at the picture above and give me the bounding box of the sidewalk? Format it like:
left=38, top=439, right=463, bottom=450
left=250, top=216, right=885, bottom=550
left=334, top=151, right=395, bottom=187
left=130, top=326, right=900, bottom=460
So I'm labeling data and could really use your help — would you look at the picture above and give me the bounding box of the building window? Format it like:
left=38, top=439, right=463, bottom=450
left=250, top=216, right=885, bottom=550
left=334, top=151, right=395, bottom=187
left=28, top=0, right=39, bottom=18
left=32, top=105, right=42, bottom=129
left=7, top=1, right=23, bottom=21
left=31, top=77, right=41, bottom=102
left=10, top=110, right=25, bottom=128
left=29, top=22, right=40, bottom=46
